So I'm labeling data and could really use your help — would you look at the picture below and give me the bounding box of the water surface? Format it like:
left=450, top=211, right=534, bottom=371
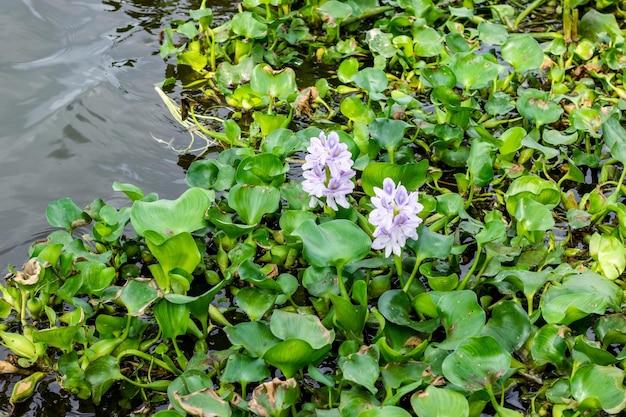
left=0, top=0, right=200, bottom=272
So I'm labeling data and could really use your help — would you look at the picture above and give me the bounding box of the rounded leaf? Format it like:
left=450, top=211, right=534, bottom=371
left=442, top=336, right=511, bottom=391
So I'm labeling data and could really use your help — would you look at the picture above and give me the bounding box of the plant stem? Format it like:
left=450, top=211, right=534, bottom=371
left=342, top=6, right=393, bottom=26
left=513, top=0, right=547, bottom=30
left=458, top=242, right=482, bottom=290
left=117, top=349, right=182, bottom=375
left=336, top=266, right=349, bottom=299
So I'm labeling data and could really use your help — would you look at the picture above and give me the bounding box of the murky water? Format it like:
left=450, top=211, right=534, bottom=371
left=0, top=0, right=208, bottom=273
left=0, top=0, right=226, bottom=414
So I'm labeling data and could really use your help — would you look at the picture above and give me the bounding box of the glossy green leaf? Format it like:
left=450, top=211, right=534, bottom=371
left=221, top=353, right=270, bottom=384
left=120, top=279, right=159, bottom=315
left=467, top=139, right=495, bottom=186
left=263, top=339, right=330, bottom=378
left=361, top=161, right=428, bottom=196
left=578, top=9, right=624, bottom=45
left=46, top=197, right=89, bottom=231
left=436, top=291, right=486, bottom=350
left=589, top=233, right=626, bottom=280
left=368, top=118, right=410, bottom=153
left=236, top=287, right=277, bottom=321
left=601, top=112, right=626, bottom=165
left=572, top=335, right=618, bottom=366
left=505, top=175, right=560, bottom=215
left=340, top=96, right=375, bottom=124
left=442, top=335, right=511, bottom=391
left=185, top=159, right=236, bottom=192
left=413, top=27, right=443, bottom=57
left=235, top=153, right=289, bottom=186
left=481, top=301, right=530, bottom=352
left=269, top=310, right=334, bottom=349
left=250, top=64, right=296, bottom=99
left=146, top=231, right=201, bottom=293
left=516, top=89, right=563, bottom=127
left=352, top=68, right=388, bottom=101
left=85, top=356, right=124, bottom=406
left=32, top=326, right=79, bottom=353
left=293, top=219, right=371, bottom=271
left=405, top=224, right=453, bottom=262
left=340, top=345, right=380, bottom=394
left=501, top=35, right=544, bottom=73
left=411, top=385, right=469, bottom=417
left=225, top=321, right=280, bottom=358
left=541, top=271, right=622, bottom=325
left=231, top=11, right=267, bottom=39
left=153, top=299, right=190, bottom=339
left=357, top=406, right=412, bottom=417
left=130, top=188, right=213, bottom=238
left=228, top=184, right=280, bottom=226
left=449, top=52, right=500, bottom=91
left=571, top=364, right=626, bottom=414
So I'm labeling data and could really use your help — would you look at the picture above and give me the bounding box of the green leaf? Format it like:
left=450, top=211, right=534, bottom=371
left=361, top=161, right=429, bottom=196
left=516, top=89, right=563, bottom=127
left=46, top=198, right=89, bottom=231
left=235, top=153, right=289, bottom=186
left=579, top=9, right=624, bottom=45
left=153, top=299, right=190, bottom=339
left=221, top=353, right=270, bottom=385
left=263, top=339, right=330, bottom=378
left=352, top=68, right=388, bottom=101
left=130, top=188, right=213, bottom=238
left=250, top=64, right=297, bottom=99
left=339, top=345, right=380, bottom=394
left=589, top=233, right=626, bottom=280
left=120, top=279, right=159, bottom=315
left=530, top=324, right=568, bottom=368
left=146, top=231, right=201, bottom=293
left=236, top=287, right=277, bottom=321
left=449, top=52, right=500, bottom=91
left=442, top=335, right=511, bottom=391
left=541, top=271, right=622, bottom=325
left=368, top=118, right=410, bottom=153
left=225, top=322, right=280, bottom=358
left=340, top=96, right=375, bottom=124
left=269, top=310, right=334, bottom=349
left=32, top=326, right=79, bottom=353
left=293, top=219, right=371, bottom=271
left=571, top=364, right=626, bottom=414
left=601, top=112, right=626, bottom=165
left=481, top=301, right=530, bottom=352
left=231, top=11, right=267, bottom=39
left=185, top=159, right=236, bottom=192
left=228, top=184, right=280, bottom=226
left=85, top=356, right=124, bottom=405
left=467, top=139, right=495, bottom=186
left=411, top=385, right=469, bottom=417
left=501, top=35, right=544, bottom=73
left=413, top=27, right=443, bottom=57
left=436, top=291, right=486, bottom=350
left=357, top=406, right=412, bottom=417
left=405, top=223, right=453, bottom=262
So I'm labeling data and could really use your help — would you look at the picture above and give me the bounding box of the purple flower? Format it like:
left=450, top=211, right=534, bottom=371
left=301, top=131, right=355, bottom=211
left=369, top=178, right=424, bottom=257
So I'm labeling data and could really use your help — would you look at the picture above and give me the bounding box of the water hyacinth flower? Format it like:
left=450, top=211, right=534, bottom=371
left=369, top=178, right=424, bottom=257
left=302, top=131, right=355, bottom=211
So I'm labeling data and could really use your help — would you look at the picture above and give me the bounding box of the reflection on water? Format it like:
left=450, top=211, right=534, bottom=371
left=0, top=0, right=204, bottom=273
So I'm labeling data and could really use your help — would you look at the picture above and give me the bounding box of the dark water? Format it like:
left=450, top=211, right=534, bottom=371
left=0, top=0, right=224, bottom=414
left=0, top=0, right=207, bottom=273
